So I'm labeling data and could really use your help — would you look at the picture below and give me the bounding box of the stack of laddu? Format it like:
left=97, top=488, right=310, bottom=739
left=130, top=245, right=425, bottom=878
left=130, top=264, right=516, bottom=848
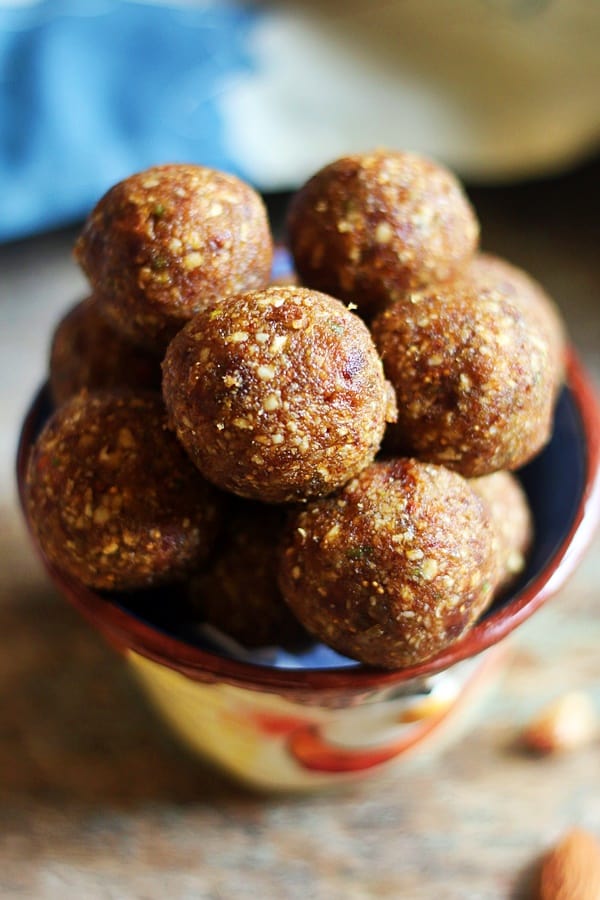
left=25, top=152, right=565, bottom=669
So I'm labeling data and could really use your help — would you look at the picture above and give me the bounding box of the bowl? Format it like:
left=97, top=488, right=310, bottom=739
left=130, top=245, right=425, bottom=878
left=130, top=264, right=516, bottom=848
left=16, top=349, right=600, bottom=791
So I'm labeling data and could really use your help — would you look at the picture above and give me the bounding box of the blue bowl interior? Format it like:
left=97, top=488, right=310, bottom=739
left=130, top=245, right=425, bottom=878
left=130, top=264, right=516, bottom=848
left=495, top=387, right=586, bottom=610
left=28, top=383, right=587, bottom=670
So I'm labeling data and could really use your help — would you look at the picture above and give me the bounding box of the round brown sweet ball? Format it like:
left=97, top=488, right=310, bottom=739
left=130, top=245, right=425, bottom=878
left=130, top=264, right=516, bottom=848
left=49, top=295, right=163, bottom=406
left=463, top=253, right=566, bottom=392
left=287, top=149, right=479, bottom=319
left=188, top=501, right=308, bottom=649
left=25, top=392, right=223, bottom=591
left=162, top=285, right=397, bottom=503
left=470, top=471, right=533, bottom=594
left=278, top=459, right=497, bottom=669
left=371, top=283, right=555, bottom=477
left=74, top=164, right=273, bottom=350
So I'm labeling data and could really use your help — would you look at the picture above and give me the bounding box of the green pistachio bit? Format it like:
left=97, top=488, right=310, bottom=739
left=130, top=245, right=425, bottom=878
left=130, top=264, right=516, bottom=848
left=347, top=544, right=373, bottom=561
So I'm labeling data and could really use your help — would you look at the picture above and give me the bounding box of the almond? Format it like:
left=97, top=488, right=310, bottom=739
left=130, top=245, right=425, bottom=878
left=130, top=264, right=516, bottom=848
left=538, top=828, right=600, bottom=899
left=522, top=691, right=597, bottom=755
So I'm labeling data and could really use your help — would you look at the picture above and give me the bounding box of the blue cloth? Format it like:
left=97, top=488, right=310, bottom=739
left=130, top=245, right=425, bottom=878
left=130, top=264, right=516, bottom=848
left=0, top=0, right=262, bottom=242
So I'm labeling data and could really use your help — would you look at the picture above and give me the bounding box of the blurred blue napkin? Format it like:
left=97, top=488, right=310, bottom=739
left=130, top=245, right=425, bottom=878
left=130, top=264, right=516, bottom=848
left=0, top=0, right=262, bottom=242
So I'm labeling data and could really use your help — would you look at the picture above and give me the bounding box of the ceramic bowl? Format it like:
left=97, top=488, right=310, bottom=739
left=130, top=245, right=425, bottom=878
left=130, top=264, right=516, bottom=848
left=16, top=349, right=600, bottom=791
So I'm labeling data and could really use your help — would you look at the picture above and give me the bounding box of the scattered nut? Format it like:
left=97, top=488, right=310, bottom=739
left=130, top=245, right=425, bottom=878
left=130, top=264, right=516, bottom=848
left=538, top=828, right=600, bottom=899
left=522, top=692, right=597, bottom=755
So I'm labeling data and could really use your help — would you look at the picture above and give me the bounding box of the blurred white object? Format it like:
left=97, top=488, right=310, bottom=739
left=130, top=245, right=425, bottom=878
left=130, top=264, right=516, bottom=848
left=221, top=0, right=600, bottom=187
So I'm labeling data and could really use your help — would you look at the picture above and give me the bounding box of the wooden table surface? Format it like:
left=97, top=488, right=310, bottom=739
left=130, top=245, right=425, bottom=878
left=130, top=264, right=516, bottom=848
left=1, top=163, right=599, bottom=899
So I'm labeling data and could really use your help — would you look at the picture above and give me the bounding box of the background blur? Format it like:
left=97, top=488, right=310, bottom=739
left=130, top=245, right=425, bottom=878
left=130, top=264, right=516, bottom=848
left=1, top=0, right=600, bottom=242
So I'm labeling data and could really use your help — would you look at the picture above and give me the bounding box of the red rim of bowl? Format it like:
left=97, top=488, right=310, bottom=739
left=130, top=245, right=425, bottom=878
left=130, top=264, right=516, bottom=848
left=16, top=347, right=600, bottom=695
